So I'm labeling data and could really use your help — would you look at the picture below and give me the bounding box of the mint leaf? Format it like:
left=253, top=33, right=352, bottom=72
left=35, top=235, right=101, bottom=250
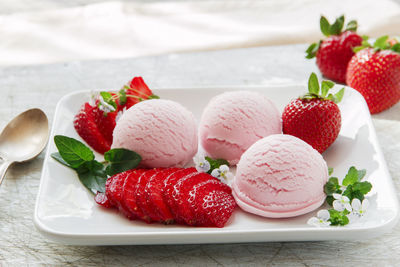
left=320, top=16, right=331, bottom=37
left=51, top=152, right=71, bottom=168
left=308, top=72, right=320, bottom=95
left=328, top=167, right=334, bottom=176
left=205, top=156, right=229, bottom=174
left=357, top=168, right=367, bottom=180
left=119, top=89, right=127, bottom=105
left=321, top=80, right=334, bottom=97
left=328, top=209, right=349, bottom=226
left=329, top=15, right=344, bottom=35
left=374, top=35, right=389, bottom=50
left=54, top=135, right=94, bottom=168
left=342, top=166, right=359, bottom=186
left=104, top=148, right=142, bottom=176
left=77, top=160, right=107, bottom=193
left=324, top=180, right=339, bottom=196
left=345, top=20, right=357, bottom=32
left=326, top=195, right=334, bottom=206
left=353, top=181, right=372, bottom=194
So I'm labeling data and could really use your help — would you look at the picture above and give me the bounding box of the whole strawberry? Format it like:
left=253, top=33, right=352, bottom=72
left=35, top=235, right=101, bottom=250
left=306, top=15, right=362, bottom=83
left=346, top=36, right=400, bottom=114
left=282, top=73, right=344, bottom=153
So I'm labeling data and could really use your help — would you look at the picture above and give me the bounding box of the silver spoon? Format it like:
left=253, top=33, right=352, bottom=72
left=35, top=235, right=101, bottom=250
left=0, top=108, right=49, bottom=186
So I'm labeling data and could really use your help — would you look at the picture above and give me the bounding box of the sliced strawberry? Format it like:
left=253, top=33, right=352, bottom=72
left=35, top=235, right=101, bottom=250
left=122, top=169, right=147, bottom=220
left=93, top=104, right=118, bottom=144
left=105, top=171, right=135, bottom=219
left=74, top=103, right=111, bottom=154
left=94, top=192, right=112, bottom=208
left=173, top=172, right=217, bottom=225
left=135, top=169, right=162, bottom=223
left=124, top=77, right=155, bottom=107
left=145, top=168, right=181, bottom=223
left=162, top=167, right=197, bottom=219
left=194, top=184, right=236, bottom=227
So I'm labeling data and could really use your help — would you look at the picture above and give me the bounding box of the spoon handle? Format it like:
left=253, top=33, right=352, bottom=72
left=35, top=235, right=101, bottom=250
left=0, top=160, right=12, bottom=186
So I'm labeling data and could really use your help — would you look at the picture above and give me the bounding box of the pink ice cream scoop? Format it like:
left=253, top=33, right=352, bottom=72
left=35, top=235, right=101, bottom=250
left=199, top=91, right=281, bottom=165
left=232, top=134, right=328, bottom=218
left=112, top=99, right=197, bottom=168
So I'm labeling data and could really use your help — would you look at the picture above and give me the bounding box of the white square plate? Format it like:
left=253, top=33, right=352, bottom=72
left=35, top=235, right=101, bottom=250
left=34, top=85, right=399, bottom=245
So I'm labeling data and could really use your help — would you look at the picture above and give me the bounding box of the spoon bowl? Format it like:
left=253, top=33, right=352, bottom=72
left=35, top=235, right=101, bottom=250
left=0, top=108, right=49, bottom=185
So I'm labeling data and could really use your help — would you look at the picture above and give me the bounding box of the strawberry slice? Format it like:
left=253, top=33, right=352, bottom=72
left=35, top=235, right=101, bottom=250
left=105, top=171, right=136, bottom=219
left=122, top=169, right=147, bottom=220
left=145, top=168, right=181, bottom=223
left=162, top=167, right=197, bottom=220
left=173, top=172, right=217, bottom=225
left=135, top=169, right=164, bottom=222
left=194, top=184, right=236, bottom=227
left=74, top=103, right=111, bottom=154
left=94, top=192, right=112, bottom=208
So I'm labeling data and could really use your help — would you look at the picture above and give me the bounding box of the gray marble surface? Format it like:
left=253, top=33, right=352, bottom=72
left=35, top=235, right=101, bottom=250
left=1, top=44, right=400, bottom=266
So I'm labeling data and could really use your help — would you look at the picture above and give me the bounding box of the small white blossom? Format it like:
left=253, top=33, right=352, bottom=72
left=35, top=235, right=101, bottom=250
left=211, top=164, right=232, bottom=184
left=89, top=91, right=97, bottom=106
left=98, top=95, right=116, bottom=114
left=332, top=193, right=352, bottom=212
left=193, top=154, right=211, bottom=173
left=349, top=198, right=369, bottom=220
left=307, top=210, right=331, bottom=227
left=115, top=107, right=126, bottom=122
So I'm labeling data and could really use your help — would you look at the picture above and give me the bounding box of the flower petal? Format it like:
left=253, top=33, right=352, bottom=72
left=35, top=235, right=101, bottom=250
left=345, top=203, right=352, bottom=212
left=211, top=169, right=220, bottom=178
left=362, top=198, right=369, bottom=210
left=202, top=160, right=211, bottom=172
left=332, top=193, right=342, bottom=200
left=333, top=200, right=345, bottom=211
left=219, top=165, right=229, bottom=172
left=351, top=198, right=361, bottom=210
left=307, top=217, right=320, bottom=226
left=317, top=209, right=330, bottom=221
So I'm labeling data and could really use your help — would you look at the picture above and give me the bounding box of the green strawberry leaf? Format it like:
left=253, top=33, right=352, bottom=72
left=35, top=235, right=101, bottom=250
left=118, top=89, right=127, bottom=105
left=321, top=80, right=335, bottom=97
left=330, top=15, right=345, bottom=35
left=320, top=16, right=331, bottom=37
left=148, top=94, right=160, bottom=99
left=104, top=148, right=142, bottom=176
left=333, top=88, right=345, bottom=104
left=54, top=135, right=94, bottom=169
left=308, top=72, right=320, bottom=95
left=391, top=43, right=400, bottom=53
left=305, top=42, right=320, bottom=59
left=345, top=20, right=358, bottom=32
left=100, top=92, right=117, bottom=110
left=374, top=35, right=389, bottom=50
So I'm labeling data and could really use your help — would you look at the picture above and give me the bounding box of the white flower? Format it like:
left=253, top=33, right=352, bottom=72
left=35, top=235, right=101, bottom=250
left=115, top=107, right=126, bottom=122
left=193, top=154, right=211, bottom=173
left=89, top=91, right=97, bottom=106
left=332, top=193, right=352, bottom=212
left=307, top=210, right=331, bottom=227
left=211, top=164, right=232, bottom=183
left=350, top=198, right=369, bottom=218
left=98, top=95, right=116, bottom=114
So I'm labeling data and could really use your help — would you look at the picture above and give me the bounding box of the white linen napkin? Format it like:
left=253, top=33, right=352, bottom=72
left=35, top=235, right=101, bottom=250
left=0, top=0, right=399, bottom=66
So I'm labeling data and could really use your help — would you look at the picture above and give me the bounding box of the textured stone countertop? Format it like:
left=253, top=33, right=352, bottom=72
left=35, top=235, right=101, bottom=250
left=0, top=44, right=399, bottom=266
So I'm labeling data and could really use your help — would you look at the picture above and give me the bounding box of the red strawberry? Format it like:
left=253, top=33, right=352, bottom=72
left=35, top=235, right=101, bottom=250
left=105, top=171, right=135, bottom=219
left=282, top=73, right=343, bottom=153
left=162, top=168, right=197, bottom=219
left=306, top=15, right=362, bottom=83
left=194, top=188, right=236, bottom=228
left=94, top=192, right=112, bottom=208
left=346, top=36, right=400, bottom=114
left=172, top=172, right=215, bottom=225
left=74, top=102, right=111, bottom=154
left=135, top=169, right=162, bottom=223
left=93, top=95, right=119, bottom=144
left=122, top=169, right=148, bottom=221
left=145, top=168, right=181, bottom=223
left=123, top=77, right=159, bottom=108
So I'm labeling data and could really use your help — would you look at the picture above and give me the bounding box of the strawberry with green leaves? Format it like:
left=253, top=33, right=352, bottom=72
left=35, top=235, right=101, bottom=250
left=282, top=73, right=344, bottom=153
left=74, top=76, right=159, bottom=154
left=346, top=36, right=400, bottom=114
left=306, top=15, right=362, bottom=83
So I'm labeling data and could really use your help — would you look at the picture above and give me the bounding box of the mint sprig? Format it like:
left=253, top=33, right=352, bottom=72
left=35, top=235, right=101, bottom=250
left=301, top=73, right=345, bottom=104
left=51, top=135, right=141, bottom=194
left=323, top=166, right=372, bottom=226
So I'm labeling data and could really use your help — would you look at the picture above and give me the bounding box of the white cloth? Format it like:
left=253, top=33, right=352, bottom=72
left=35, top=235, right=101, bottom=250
left=0, top=0, right=400, bottom=66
